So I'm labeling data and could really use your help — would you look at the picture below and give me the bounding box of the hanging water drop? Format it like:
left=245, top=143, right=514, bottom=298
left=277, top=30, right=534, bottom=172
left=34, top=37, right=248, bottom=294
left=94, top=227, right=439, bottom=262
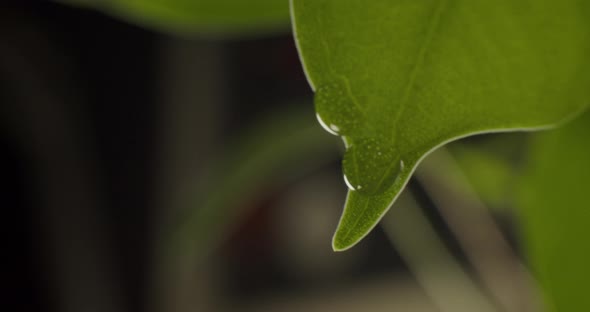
left=342, top=137, right=402, bottom=195
left=314, top=79, right=363, bottom=136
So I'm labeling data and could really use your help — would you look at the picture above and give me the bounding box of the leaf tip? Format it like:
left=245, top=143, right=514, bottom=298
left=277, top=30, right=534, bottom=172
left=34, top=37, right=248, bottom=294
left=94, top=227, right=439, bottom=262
left=331, top=239, right=349, bottom=252
left=331, top=228, right=358, bottom=252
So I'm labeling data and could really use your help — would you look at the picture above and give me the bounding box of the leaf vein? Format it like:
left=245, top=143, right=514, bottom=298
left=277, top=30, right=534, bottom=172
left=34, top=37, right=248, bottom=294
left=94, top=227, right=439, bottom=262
left=391, top=0, right=448, bottom=139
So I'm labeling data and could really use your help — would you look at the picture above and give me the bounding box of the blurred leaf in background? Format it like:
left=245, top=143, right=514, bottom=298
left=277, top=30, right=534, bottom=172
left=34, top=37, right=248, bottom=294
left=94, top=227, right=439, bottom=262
left=64, top=0, right=290, bottom=36
left=449, top=135, right=525, bottom=210
left=519, top=111, right=590, bottom=311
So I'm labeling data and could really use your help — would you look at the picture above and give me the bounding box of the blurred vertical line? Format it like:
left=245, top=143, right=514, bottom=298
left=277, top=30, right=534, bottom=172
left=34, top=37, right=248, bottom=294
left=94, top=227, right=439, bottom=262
left=416, top=148, right=539, bottom=312
left=151, top=38, right=228, bottom=312
left=382, top=190, right=498, bottom=312
left=0, top=4, right=122, bottom=312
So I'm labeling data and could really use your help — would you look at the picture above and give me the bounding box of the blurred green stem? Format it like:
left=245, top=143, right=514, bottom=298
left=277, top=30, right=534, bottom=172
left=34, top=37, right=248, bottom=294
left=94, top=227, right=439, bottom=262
left=154, top=105, right=338, bottom=312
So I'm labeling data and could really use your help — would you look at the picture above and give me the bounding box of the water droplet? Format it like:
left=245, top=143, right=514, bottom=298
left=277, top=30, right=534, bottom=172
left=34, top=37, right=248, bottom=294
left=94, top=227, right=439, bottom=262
left=343, top=173, right=356, bottom=191
left=329, top=124, right=340, bottom=132
left=314, top=79, right=363, bottom=136
left=316, top=113, right=339, bottom=136
left=342, top=137, right=402, bottom=195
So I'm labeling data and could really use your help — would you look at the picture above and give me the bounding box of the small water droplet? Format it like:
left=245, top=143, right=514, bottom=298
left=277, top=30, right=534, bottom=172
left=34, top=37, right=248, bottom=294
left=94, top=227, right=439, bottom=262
left=314, top=79, right=363, bottom=136
left=342, top=137, right=402, bottom=195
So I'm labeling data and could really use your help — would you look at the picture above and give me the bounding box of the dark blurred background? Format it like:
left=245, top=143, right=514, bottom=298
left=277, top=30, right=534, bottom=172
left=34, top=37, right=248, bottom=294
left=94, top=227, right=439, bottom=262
left=2, top=2, right=530, bottom=312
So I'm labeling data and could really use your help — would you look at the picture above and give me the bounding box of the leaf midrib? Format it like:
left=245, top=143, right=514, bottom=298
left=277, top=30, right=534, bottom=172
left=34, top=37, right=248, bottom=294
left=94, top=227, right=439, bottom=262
left=391, top=0, right=448, bottom=139
left=336, top=0, right=449, bottom=247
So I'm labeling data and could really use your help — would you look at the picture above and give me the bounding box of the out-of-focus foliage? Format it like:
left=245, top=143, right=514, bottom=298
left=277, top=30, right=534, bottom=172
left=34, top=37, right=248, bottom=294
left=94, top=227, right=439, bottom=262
left=450, top=142, right=516, bottom=209
left=65, top=0, right=290, bottom=36
left=167, top=106, right=338, bottom=261
left=519, top=111, right=590, bottom=311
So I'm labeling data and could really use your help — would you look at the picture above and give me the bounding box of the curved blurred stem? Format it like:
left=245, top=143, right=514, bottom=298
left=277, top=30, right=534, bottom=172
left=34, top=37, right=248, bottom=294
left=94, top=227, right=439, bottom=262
left=415, top=147, right=539, bottom=312
left=153, top=105, right=339, bottom=312
left=382, top=191, right=498, bottom=312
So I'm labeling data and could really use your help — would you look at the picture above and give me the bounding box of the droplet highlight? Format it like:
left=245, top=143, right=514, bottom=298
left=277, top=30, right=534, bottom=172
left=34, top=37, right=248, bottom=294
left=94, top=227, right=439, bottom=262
left=342, top=137, right=402, bottom=195
left=343, top=173, right=356, bottom=191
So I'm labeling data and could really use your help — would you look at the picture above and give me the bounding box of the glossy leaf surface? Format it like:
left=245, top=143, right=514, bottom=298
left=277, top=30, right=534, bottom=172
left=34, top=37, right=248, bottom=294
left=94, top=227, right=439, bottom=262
left=291, top=0, right=590, bottom=250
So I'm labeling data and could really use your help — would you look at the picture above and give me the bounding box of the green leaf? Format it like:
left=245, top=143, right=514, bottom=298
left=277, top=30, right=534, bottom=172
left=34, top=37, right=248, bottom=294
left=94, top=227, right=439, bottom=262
left=518, top=111, right=590, bottom=311
left=291, top=0, right=590, bottom=250
left=66, top=0, right=290, bottom=36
